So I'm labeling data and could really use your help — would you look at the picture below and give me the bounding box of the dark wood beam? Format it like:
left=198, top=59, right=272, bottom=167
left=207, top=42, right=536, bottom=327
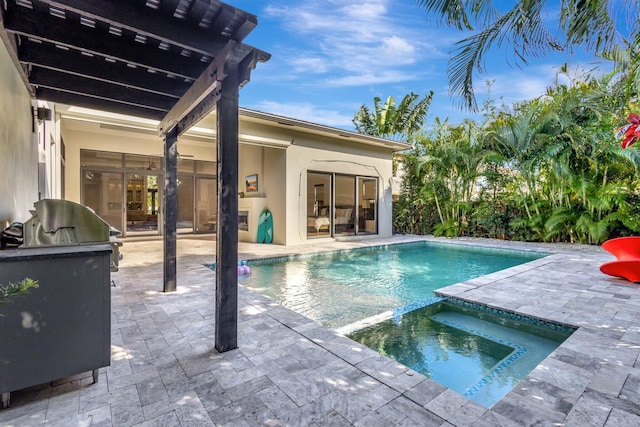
left=209, top=4, right=236, bottom=35
left=4, top=4, right=207, bottom=80
left=159, top=0, right=182, bottom=18
left=229, top=15, right=257, bottom=43
left=158, top=42, right=270, bottom=136
left=215, top=67, right=239, bottom=353
left=170, top=47, right=270, bottom=136
left=29, top=67, right=177, bottom=111
left=157, top=40, right=234, bottom=135
left=35, top=88, right=166, bottom=120
left=183, top=0, right=211, bottom=27
left=173, top=88, right=222, bottom=137
left=163, top=128, right=179, bottom=293
left=19, top=40, right=189, bottom=98
left=35, top=0, right=255, bottom=56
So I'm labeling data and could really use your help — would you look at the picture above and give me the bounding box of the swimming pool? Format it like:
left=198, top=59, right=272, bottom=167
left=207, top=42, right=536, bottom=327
left=240, top=241, right=545, bottom=328
left=348, top=299, right=574, bottom=407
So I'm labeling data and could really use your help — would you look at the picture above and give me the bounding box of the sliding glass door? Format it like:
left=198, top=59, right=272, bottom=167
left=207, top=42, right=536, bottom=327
left=307, top=171, right=377, bottom=239
left=334, top=174, right=356, bottom=236
left=82, top=171, right=124, bottom=233
left=80, top=149, right=217, bottom=237
left=196, top=178, right=217, bottom=233
left=176, top=175, right=194, bottom=234
left=306, top=172, right=332, bottom=238
left=358, top=177, right=377, bottom=235
left=126, top=173, right=162, bottom=236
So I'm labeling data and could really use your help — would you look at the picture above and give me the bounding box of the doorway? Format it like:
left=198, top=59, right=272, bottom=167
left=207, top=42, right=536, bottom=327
left=126, top=173, right=162, bottom=236
left=306, top=171, right=378, bottom=239
left=80, top=149, right=217, bottom=237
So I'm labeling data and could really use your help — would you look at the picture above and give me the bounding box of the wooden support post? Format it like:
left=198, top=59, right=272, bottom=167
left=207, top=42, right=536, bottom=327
left=163, top=128, right=178, bottom=292
left=215, top=67, right=239, bottom=352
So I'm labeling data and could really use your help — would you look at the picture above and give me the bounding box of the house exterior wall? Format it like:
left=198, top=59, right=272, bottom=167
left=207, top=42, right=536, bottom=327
left=238, top=120, right=395, bottom=245
left=60, top=121, right=215, bottom=203
left=238, top=144, right=287, bottom=244
left=263, top=148, right=286, bottom=245
left=59, top=112, right=398, bottom=246
left=286, top=138, right=394, bottom=245
left=0, top=42, right=38, bottom=227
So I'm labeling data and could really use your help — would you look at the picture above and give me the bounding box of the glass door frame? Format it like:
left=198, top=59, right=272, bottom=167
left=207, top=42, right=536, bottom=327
left=80, top=169, right=125, bottom=234
left=125, top=172, right=163, bottom=237
left=357, top=176, right=378, bottom=235
left=307, top=171, right=378, bottom=239
left=80, top=149, right=217, bottom=238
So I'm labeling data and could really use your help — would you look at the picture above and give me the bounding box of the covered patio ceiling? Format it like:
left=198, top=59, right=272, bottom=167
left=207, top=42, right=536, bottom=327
left=0, top=0, right=269, bottom=127
left=0, top=0, right=270, bottom=353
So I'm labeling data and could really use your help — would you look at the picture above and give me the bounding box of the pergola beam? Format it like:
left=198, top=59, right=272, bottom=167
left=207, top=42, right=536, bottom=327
left=34, top=88, right=168, bottom=120
left=157, top=40, right=234, bottom=136
left=29, top=67, right=177, bottom=111
left=19, top=41, right=190, bottom=98
left=35, top=0, right=250, bottom=56
left=158, top=41, right=270, bottom=136
left=4, top=4, right=207, bottom=80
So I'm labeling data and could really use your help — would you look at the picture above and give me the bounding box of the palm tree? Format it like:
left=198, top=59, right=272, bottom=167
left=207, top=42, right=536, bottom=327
left=483, top=101, right=557, bottom=219
left=418, top=119, right=488, bottom=236
left=353, top=92, right=434, bottom=142
left=414, top=0, right=639, bottom=111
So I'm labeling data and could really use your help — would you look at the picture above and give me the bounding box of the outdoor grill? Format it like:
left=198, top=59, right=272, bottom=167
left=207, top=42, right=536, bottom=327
left=1, top=199, right=116, bottom=409
left=22, top=199, right=123, bottom=271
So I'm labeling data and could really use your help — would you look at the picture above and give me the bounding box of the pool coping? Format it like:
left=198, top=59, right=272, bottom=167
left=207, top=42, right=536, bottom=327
left=244, top=235, right=640, bottom=424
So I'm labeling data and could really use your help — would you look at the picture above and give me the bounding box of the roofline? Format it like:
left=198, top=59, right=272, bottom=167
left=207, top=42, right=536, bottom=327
left=239, top=108, right=411, bottom=151
left=58, top=104, right=412, bottom=151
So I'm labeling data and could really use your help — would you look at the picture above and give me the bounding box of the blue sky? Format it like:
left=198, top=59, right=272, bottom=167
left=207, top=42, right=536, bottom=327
left=230, top=0, right=609, bottom=130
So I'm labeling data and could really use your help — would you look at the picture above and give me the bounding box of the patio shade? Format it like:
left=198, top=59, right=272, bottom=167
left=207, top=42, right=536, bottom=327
left=0, top=0, right=270, bottom=130
left=0, top=0, right=270, bottom=352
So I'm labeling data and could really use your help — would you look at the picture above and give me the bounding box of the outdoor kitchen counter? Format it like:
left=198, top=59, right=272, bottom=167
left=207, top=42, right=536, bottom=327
left=0, top=242, right=112, bottom=261
left=0, top=243, right=112, bottom=409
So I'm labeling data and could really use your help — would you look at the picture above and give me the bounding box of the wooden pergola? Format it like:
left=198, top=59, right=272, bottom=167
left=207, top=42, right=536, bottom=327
left=0, top=0, right=269, bottom=352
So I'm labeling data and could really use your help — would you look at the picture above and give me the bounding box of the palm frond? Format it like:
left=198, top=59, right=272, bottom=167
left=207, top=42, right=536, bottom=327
left=447, top=1, right=561, bottom=111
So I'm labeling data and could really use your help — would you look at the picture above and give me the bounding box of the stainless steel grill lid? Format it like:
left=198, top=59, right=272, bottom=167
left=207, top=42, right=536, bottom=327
left=22, top=199, right=123, bottom=271
left=24, top=199, right=110, bottom=246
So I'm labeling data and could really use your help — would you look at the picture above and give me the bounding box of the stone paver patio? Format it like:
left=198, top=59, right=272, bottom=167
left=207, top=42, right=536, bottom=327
left=1, top=235, right=639, bottom=426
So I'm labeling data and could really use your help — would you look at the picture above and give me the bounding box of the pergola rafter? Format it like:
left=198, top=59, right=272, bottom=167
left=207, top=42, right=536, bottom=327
left=0, top=0, right=269, bottom=352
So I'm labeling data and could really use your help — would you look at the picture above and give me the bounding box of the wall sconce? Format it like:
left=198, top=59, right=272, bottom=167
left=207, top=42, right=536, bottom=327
left=32, top=106, right=52, bottom=133
left=37, top=107, right=52, bottom=121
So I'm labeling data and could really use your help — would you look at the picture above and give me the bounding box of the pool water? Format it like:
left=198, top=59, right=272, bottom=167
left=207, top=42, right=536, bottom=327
left=348, top=301, right=574, bottom=407
left=241, top=242, right=545, bottom=328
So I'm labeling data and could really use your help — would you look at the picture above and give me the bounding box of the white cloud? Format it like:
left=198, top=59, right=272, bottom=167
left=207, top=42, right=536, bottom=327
left=326, top=70, right=422, bottom=87
left=263, top=0, right=447, bottom=88
left=382, top=36, right=416, bottom=63
left=290, top=56, right=329, bottom=73
left=480, top=61, right=610, bottom=106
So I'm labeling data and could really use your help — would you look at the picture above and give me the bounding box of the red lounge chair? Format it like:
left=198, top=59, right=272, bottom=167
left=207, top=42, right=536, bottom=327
left=600, top=237, right=640, bottom=283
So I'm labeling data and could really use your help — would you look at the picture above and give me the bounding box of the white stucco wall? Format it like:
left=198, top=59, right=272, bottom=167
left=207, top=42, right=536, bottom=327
left=240, top=120, right=396, bottom=246
left=286, top=139, right=394, bottom=245
left=237, top=144, right=286, bottom=244
left=0, top=42, right=38, bottom=227
left=59, top=112, right=398, bottom=246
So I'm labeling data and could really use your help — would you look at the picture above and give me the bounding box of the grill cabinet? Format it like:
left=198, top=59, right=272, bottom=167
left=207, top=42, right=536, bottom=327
left=0, top=200, right=114, bottom=409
